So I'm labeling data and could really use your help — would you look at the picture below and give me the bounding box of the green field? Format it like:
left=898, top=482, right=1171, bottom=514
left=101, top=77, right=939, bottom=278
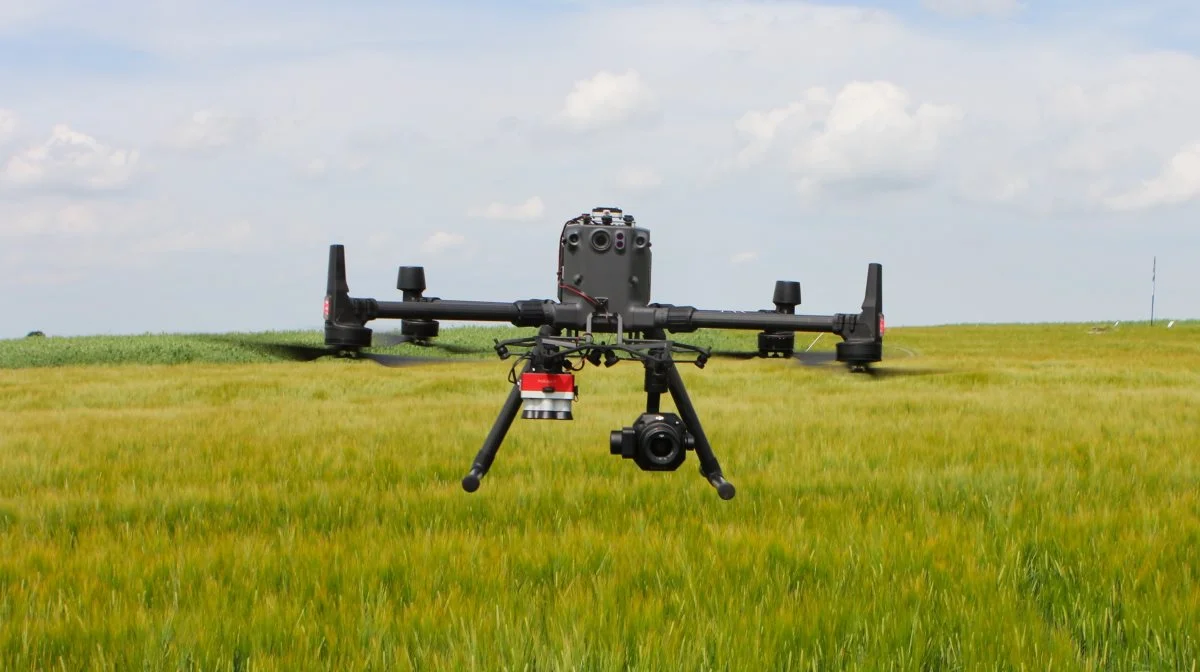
left=1, top=323, right=1198, bottom=670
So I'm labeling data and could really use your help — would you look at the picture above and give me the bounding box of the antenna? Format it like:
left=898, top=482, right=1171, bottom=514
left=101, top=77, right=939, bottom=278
left=1151, top=256, right=1156, bottom=327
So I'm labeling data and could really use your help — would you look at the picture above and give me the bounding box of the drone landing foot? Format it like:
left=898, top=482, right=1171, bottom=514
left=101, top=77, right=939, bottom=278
left=462, top=376, right=525, bottom=493
left=666, top=364, right=736, bottom=500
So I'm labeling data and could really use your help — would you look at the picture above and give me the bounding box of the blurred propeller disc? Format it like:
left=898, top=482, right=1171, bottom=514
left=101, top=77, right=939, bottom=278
left=200, top=335, right=465, bottom=368
left=355, top=351, right=447, bottom=367
left=372, top=332, right=493, bottom=354
left=195, top=336, right=339, bottom=362
left=705, top=342, right=947, bottom=379
left=706, top=349, right=761, bottom=360
left=849, top=363, right=948, bottom=379
left=793, top=351, right=838, bottom=367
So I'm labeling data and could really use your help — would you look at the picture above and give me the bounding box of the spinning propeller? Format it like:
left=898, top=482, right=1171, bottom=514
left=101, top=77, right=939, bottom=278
left=212, top=245, right=490, bottom=367
left=708, top=338, right=941, bottom=378
left=201, top=335, right=454, bottom=367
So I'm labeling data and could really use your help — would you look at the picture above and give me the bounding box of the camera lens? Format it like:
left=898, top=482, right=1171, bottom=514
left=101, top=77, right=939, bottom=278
left=590, top=229, right=611, bottom=252
left=634, top=235, right=647, bottom=248
left=639, top=426, right=681, bottom=465
left=567, top=232, right=580, bottom=246
left=647, top=433, right=675, bottom=459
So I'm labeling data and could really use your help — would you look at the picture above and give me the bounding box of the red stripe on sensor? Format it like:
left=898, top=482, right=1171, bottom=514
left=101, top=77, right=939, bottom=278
left=520, top=372, right=575, bottom=393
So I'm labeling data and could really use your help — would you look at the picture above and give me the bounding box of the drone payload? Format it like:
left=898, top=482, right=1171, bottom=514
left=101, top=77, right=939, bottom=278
left=316, top=206, right=885, bottom=500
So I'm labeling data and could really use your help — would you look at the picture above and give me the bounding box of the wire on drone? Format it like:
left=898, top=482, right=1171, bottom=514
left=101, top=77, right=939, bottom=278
left=558, top=283, right=602, bottom=307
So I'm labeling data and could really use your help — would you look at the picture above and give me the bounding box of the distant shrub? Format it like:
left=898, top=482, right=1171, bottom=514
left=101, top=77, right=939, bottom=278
left=25, top=331, right=45, bottom=338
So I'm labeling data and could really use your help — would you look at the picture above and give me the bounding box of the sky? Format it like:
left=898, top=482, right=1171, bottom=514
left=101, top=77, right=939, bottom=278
left=2, top=0, right=1198, bottom=338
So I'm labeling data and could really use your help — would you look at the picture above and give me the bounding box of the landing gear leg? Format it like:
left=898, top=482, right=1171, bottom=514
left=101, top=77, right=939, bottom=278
left=461, top=361, right=529, bottom=493
left=666, top=362, right=736, bottom=500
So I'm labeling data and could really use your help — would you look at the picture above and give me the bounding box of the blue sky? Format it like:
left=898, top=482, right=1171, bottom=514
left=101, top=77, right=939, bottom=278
left=2, top=0, right=1198, bottom=338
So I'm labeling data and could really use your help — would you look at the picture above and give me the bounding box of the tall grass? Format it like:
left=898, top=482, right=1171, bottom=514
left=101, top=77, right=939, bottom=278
left=0, top=323, right=1197, bottom=670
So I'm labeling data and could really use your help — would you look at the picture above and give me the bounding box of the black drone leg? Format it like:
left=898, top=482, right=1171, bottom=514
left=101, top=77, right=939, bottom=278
left=666, top=364, right=736, bottom=500
left=462, top=365, right=529, bottom=493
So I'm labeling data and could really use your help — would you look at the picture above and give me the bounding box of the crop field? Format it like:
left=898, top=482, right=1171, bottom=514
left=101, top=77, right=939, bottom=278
left=1, top=323, right=1198, bottom=670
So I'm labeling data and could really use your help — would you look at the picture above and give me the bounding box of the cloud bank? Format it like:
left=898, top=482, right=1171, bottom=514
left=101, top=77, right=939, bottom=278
left=1, top=0, right=1198, bottom=336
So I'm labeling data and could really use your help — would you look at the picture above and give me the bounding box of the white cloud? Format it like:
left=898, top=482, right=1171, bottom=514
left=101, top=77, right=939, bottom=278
left=733, top=91, right=832, bottom=169
left=298, top=153, right=370, bottom=179
left=301, top=158, right=328, bottom=178
left=15, top=270, right=85, bottom=288
left=557, top=70, right=655, bottom=131
left=0, top=108, right=16, bottom=142
left=947, top=51, right=1200, bottom=213
left=0, top=2, right=53, bottom=29
left=164, top=109, right=260, bottom=151
left=736, top=81, right=963, bottom=197
left=131, top=220, right=254, bottom=255
left=467, top=196, right=545, bottom=221
left=0, top=197, right=159, bottom=238
left=731, top=251, right=758, bottom=264
left=421, top=231, right=466, bottom=254
left=956, top=170, right=1031, bottom=205
left=1103, top=143, right=1200, bottom=211
left=1, top=124, right=140, bottom=190
left=615, top=166, right=662, bottom=190
left=0, top=202, right=100, bottom=237
left=921, top=0, right=1023, bottom=18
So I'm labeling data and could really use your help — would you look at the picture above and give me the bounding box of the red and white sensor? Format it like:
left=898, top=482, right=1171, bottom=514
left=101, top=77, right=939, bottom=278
left=519, top=372, right=577, bottom=420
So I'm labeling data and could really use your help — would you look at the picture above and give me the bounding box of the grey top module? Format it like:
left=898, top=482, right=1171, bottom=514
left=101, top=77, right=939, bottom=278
left=557, top=207, right=652, bottom=317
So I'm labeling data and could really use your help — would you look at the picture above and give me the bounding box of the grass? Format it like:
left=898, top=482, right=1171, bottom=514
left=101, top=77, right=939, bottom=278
left=0, top=322, right=1198, bottom=670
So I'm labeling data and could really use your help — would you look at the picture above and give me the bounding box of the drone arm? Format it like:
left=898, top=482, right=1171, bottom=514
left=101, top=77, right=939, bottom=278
left=681, top=310, right=838, bottom=333
left=656, top=262, right=883, bottom=341
left=360, top=296, right=595, bottom=329
left=371, top=299, right=533, bottom=324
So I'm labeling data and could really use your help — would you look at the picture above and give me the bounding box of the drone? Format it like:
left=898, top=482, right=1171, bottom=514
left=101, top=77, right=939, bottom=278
left=279, top=207, right=885, bottom=500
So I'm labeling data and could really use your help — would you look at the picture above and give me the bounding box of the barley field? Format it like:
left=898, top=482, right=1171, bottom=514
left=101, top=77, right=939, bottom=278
left=1, top=323, right=1197, bottom=670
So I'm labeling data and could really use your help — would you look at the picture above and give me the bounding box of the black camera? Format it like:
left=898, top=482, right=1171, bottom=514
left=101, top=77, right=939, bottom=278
left=609, top=412, right=695, bottom=471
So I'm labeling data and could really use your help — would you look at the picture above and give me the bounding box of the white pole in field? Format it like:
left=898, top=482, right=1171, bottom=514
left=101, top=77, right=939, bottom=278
left=1150, top=256, right=1156, bottom=327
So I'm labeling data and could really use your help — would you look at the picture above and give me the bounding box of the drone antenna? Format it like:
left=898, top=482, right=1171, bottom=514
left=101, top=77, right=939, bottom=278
left=324, top=244, right=352, bottom=323
left=327, top=244, right=349, bottom=296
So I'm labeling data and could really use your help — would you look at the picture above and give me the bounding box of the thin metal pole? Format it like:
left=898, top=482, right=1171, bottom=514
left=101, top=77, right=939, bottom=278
left=1151, top=256, right=1156, bottom=327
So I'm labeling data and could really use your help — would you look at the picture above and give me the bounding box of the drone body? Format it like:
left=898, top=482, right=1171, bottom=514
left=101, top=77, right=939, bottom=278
left=557, top=208, right=653, bottom=318
left=317, top=206, right=885, bottom=500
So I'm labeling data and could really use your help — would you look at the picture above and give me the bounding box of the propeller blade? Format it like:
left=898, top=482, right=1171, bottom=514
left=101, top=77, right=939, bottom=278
left=196, top=335, right=341, bottom=362
left=257, top=343, right=341, bottom=362
left=373, top=332, right=492, bottom=355
left=423, top=341, right=494, bottom=355
left=852, top=363, right=948, bottom=379
left=357, top=351, right=448, bottom=367
left=372, top=332, right=416, bottom=347
left=793, top=351, right=838, bottom=366
left=791, top=347, right=948, bottom=379
left=198, top=334, right=477, bottom=367
left=706, top=349, right=761, bottom=360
